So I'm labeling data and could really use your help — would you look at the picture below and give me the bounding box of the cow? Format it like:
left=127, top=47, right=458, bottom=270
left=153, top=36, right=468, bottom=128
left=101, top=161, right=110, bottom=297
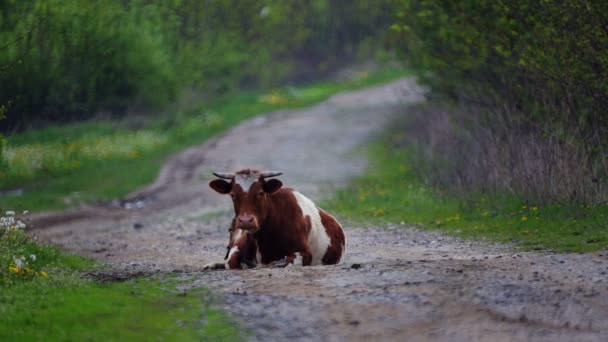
left=203, top=169, right=346, bottom=269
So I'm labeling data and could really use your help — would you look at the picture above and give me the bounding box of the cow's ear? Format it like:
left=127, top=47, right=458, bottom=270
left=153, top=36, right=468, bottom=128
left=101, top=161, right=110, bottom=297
left=209, top=179, right=232, bottom=194
left=263, top=179, right=282, bottom=194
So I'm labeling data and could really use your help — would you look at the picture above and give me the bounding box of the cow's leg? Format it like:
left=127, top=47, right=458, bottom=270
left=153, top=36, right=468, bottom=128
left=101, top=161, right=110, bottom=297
left=299, top=249, right=313, bottom=266
left=266, top=250, right=313, bottom=267
left=203, top=262, right=226, bottom=270
left=225, top=245, right=243, bottom=269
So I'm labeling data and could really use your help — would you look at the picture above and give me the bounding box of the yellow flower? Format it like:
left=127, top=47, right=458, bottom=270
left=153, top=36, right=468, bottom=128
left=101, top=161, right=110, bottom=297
left=373, top=208, right=385, bottom=216
left=531, top=206, right=538, bottom=211
left=521, top=216, right=528, bottom=221
left=40, top=271, right=48, bottom=278
left=9, top=266, right=20, bottom=273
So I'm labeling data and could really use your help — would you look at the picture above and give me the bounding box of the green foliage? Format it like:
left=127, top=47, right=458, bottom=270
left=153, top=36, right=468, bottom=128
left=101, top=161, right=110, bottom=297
left=392, top=1, right=608, bottom=152
left=0, top=0, right=394, bottom=131
left=324, top=133, right=608, bottom=253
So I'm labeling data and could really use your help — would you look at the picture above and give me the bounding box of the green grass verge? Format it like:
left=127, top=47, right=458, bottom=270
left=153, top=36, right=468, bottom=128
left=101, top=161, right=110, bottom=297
left=324, top=133, right=608, bottom=253
left=0, top=241, right=240, bottom=341
left=0, top=66, right=407, bottom=212
left=0, top=275, right=240, bottom=341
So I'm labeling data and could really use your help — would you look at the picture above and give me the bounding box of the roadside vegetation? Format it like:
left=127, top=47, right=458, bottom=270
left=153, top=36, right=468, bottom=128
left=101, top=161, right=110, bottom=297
left=391, top=1, right=608, bottom=204
left=0, top=211, right=240, bottom=341
left=325, top=123, right=608, bottom=253
left=0, top=67, right=405, bottom=212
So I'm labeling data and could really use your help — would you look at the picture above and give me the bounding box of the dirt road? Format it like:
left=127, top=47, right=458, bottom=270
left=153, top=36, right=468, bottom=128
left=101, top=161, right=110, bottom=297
left=33, top=79, right=608, bottom=341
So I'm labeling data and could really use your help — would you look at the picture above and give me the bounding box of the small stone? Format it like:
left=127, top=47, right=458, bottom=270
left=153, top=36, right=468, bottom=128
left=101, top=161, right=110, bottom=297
left=351, top=263, right=362, bottom=270
left=133, top=222, right=144, bottom=229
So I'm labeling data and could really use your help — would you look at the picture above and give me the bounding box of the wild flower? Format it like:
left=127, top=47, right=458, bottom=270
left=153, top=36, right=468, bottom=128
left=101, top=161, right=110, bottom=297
left=259, top=90, right=288, bottom=105
left=1, top=210, right=48, bottom=285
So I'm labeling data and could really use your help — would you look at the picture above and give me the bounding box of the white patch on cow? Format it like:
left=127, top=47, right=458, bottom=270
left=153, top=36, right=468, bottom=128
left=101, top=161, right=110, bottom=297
left=234, top=173, right=258, bottom=192
left=232, top=229, right=243, bottom=243
left=320, top=208, right=347, bottom=257
left=293, top=191, right=330, bottom=265
left=256, top=248, right=262, bottom=265
left=293, top=252, right=303, bottom=266
left=225, top=246, right=239, bottom=269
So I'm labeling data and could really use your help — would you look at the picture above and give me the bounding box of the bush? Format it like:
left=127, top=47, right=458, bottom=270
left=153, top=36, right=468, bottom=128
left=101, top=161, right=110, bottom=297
left=392, top=1, right=608, bottom=203
left=0, top=0, right=178, bottom=129
left=0, top=0, right=395, bottom=131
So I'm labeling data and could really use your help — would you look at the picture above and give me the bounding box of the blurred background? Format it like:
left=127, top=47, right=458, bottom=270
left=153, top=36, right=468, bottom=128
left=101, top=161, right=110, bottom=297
left=0, top=0, right=395, bottom=131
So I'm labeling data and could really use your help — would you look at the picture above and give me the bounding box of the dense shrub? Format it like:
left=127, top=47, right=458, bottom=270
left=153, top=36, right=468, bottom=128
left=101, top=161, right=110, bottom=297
left=392, top=1, right=608, bottom=203
left=0, top=0, right=394, bottom=131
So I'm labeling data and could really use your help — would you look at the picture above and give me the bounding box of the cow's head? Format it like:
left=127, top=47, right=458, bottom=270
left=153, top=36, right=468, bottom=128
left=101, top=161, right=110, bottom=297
left=209, top=169, right=283, bottom=232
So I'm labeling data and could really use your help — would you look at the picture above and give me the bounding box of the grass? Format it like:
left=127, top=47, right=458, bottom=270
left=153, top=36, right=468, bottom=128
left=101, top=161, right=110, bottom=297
left=0, top=66, right=407, bottom=212
left=324, top=131, right=608, bottom=253
left=0, top=274, right=240, bottom=341
left=1, top=217, right=240, bottom=342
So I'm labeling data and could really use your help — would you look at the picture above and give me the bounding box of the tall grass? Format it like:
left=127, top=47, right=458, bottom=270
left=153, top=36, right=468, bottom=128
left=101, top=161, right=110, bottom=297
left=401, top=104, right=608, bottom=204
left=2, top=131, right=168, bottom=180
left=324, top=123, right=608, bottom=253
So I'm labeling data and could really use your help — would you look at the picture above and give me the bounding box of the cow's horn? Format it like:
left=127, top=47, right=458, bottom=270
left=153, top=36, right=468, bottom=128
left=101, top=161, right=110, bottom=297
left=260, top=171, right=283, bottom=178
left=212, top=172, right=234, bottom=179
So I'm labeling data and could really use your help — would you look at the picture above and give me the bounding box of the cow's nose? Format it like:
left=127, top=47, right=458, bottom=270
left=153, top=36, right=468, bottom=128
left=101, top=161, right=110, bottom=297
left=238, top=216, right=254, bottom=224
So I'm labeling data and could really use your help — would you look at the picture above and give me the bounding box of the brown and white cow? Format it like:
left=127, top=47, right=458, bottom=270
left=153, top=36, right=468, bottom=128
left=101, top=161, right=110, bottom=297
left=204, top=169, right=345, bottom=269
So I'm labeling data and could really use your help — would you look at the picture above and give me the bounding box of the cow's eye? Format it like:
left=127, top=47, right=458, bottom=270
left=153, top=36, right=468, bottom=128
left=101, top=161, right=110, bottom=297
left=257, top=191, right=264, bottom=197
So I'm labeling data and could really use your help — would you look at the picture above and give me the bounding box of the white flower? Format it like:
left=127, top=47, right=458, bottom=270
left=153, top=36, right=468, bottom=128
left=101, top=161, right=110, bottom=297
left=5, top=210, right=15, bottom=216
left=260, top=6, right=270, bottom=17
left=13, top=257, right=24, bottom=268
left=22, top=210, right=29, bottom=215
left=30, top=254, right=36, bottom=261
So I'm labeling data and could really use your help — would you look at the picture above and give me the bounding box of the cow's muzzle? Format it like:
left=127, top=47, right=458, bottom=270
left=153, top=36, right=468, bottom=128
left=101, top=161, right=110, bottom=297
left=235, top=215, right=259, bottom=231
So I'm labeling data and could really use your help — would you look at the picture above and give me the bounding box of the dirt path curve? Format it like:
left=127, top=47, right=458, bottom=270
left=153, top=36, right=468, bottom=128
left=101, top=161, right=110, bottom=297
left=32, top=79, right=608, bottom=341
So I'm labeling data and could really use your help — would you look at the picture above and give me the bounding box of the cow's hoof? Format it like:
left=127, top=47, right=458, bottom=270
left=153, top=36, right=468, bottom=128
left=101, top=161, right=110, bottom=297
left=203, top=262, right=226, bottom=271
left=269, top=256, right=289, bottom=268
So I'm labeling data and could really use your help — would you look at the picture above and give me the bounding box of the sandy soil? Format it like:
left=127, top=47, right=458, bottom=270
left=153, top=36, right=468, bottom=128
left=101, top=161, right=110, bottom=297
left=31, top=79, right=608, bottom=341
